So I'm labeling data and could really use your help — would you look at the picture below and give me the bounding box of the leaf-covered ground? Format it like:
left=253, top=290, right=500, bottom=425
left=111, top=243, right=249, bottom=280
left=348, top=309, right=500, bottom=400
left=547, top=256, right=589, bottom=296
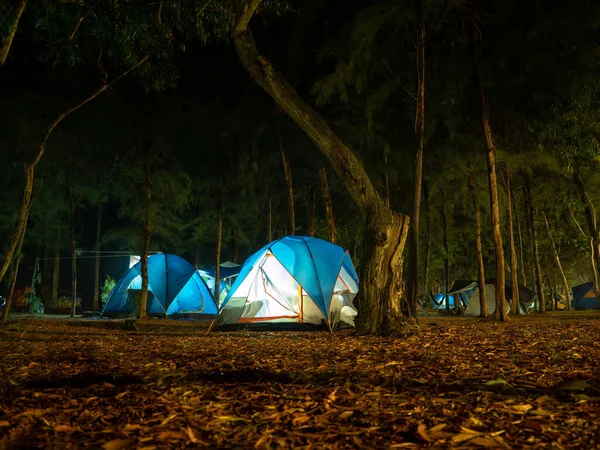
left=1, top=313, right=599, bottom=449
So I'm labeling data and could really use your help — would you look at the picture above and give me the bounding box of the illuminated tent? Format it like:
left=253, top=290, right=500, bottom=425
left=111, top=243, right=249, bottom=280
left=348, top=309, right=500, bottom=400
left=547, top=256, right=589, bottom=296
left=214, top=236, right=359, bottom=331
left=102, top=253, right=217, bottom=318
left=572, top=282, right=600, bottom=309
left=198, top=261, right=242, bottom=304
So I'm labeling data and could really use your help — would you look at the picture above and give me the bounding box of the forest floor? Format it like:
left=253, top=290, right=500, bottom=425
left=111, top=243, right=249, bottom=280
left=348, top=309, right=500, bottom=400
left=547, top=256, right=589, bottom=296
left=0, top=312, right=599, bottom=449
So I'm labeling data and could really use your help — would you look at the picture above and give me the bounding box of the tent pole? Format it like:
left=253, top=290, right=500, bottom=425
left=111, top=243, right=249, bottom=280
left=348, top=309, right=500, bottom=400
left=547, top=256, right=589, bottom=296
left=298, top=284, right=303, bottom=323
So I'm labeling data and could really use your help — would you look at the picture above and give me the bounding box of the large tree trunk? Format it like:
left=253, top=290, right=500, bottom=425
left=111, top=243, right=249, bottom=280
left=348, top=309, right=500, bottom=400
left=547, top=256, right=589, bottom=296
left=406, top=0, right=426, bottom=319
left=0, top=59, right=147, bottom=286
left=278, top=129, right=295, bottom=235
left=469, top=170, right=488, bottom=318
left=230, top=0, right=411, bottom=334
left=475, top=68, right=507, bottom=321
left=525, top=179, right=545, bottom=312
left=543, top=212, right=571, bottom=311
left=504, top=167, right=520, bottom=315
left=93, top=203, right=102, bottom=310
left=319, top=167, right=336, bottom=244
left=65, top=171, right=77, bottom=318
left=138, top=146, right=152, bottom=319
left=0, top=0, right=27, bottom=66
left=52, top=249, right=60, bottom=308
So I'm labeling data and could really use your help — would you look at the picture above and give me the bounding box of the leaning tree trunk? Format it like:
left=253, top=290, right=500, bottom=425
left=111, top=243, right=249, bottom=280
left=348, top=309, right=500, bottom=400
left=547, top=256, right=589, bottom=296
left=568, top=204, right=600, bottom=304
left=543, top=212, right=571, bottom=311
left=0, top=0, right=27, bottom=66
left=93, top=203, right=102, bottom=310
left=525, top=179, right=545, bottom=312
left=475, top=68, right=507, bottom=321
left=230, top=0, right=411, bottom=334
left=319, top=167, right=336, bottom=244
left=406, top=0, right=426, bottom=319
left=65, top=171, right=77, bottom=318
left=514, top=195, right=527, bottom=287
left=138, top=147, right=152, bottom=319
left=469, top=169, right=488, bottom=318
left=573, top=170, right=600, bottom=288
left=0, top=58, right=147, bottom=286
left=504, top=167, right=520, bottom=315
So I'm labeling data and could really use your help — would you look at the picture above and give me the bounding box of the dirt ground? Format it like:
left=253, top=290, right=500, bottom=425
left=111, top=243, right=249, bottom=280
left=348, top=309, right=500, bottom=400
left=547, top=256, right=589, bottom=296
left=0, top=312, right=599, bottom=449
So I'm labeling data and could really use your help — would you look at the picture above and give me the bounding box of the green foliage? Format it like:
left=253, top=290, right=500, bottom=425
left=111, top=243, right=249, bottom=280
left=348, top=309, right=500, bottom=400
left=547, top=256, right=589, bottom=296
left=101, top=275, right=116, bottom=306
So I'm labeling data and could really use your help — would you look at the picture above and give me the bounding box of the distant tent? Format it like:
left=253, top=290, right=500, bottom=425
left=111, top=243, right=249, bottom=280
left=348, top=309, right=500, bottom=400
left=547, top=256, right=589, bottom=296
left=214, top=236, right=359, bottom=331
left=572, top=282, right=600, bottom=310
left=443, top=281, right=512, bottom=316
left=102, top=253, right=217, bottom=318
left=198, top=261, right=242, bottom=304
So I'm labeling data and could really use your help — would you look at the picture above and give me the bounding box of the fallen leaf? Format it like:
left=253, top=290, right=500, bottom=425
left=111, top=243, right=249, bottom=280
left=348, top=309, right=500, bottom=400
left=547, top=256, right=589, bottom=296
left=54, top=424, right=77, bottom=433
left=485, top=379, right=508, bottom=385
left=102, top=439, right=135, bottom=450
left=417, top=424, right=433, bottom=442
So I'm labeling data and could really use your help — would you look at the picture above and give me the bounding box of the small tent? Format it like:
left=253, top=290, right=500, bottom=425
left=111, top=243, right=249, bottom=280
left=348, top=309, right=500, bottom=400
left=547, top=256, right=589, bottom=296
left=102, top=253, right=217, bottom=318
left=444, top=281, right=511, bottom=316
left=572, top=282, right=600, bottom=310
left=198, top=261, right=242, bottom=304
left=214, top=236, right=359, bottom=331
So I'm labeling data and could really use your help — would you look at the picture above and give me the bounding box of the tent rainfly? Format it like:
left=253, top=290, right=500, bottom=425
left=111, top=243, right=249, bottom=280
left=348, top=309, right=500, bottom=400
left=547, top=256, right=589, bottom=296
left=214, top=236, right=359, bottom=331
left=572, top=282, right=600, bottom=310
left=102, top=253, right=217, bottom=318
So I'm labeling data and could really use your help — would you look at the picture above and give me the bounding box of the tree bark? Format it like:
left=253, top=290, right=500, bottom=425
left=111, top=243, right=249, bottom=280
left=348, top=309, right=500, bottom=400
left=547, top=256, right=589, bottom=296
left=0, top=0, right=27, bottom=66
left=475, top=68, right=507, bottom=321
left=319, top=167, right=336, bottom=244
left=514, top=195, right=527, bottom=286
left=573, top=170, right=600, bottom=286
left=138, top=145, right=152, bottom=319
left=525, top=178, right=545, bottom=312
left=568, top=204, right=600, bottom=304
left=65, top=171, right=77, bottom=318
left=278, top=128, right=295, bottom=235
left=1, top=203, right=29, bottom=321
left=406, top=0, right=426, bottom=319
left=93, top=203, right=102, bottom=309
left=230, top=0, right=411, bottom=334
left=543, top=212, right=570, bottom=311
left=52, top=249, right=60, bottom=308
left=469, top=169, right=488, bottom=318
left=308, top=184, right=316, bottom=237
left=442, top=195, right=451, bottom=311
left=504, top=167, right=520, bottom=315
left=0, top=57, right=148, bottom=287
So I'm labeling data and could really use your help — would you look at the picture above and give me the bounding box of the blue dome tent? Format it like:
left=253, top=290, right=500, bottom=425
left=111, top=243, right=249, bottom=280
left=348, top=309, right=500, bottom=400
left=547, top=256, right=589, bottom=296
left=102, top=253, right=217, bottom=318
left=198, top=261, right=242, bottom=304
left=572, top=282, right=600, bottom=310
left=214, top=236, right=359, bottom=331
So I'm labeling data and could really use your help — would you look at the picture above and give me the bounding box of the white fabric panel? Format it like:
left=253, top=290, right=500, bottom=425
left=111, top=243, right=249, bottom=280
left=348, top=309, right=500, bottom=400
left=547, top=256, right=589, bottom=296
left=465, top=285, right=510, bottom=316
left=338, top=267, right=359, bottom=294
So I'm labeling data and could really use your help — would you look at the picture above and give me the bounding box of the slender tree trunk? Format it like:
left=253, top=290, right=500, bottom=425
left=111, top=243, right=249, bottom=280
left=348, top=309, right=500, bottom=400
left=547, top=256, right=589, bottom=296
left=543, top=212, right=570, bottom=311
left=1, top=205, right=30, bottom=321
left=52, top=249, right=60, bottom=308
left=547, top=275, right=555, bottom=311
left=0, top=0, right=27, bottom=66
left=139, top=145, right=152, bottom=319
left=215, top=193, right=223, bottom=304
left=93, top=203, right=102, bottom=310
left=469, top=169, right=488, bottom=318
left=504, top=167, right=520, bottom=315
left=442, top=196, right=450, bottom=311
left=568, top=204, right=600, bottom=304
left=525, top=179, right=545, bottom=312
left=573, top=170, right=600, bottom=287
left=268, top=194, right=272, bottom=242
left=475, top=67, right=507, bottom=321
left=319, top=167, right=336, bottom=244
left=0, top=58, right=147, bottom=286
left=231, top=0, right=411, bottom=334
left=514, top=195, right=527, bottom=286
left=407, top=0, right=426, bottom=319
left=308, top=184, right=316, bottom=237
left=65, top=171, right=77, bottom=318
left=278, top=129, right=295, bottom=236
left=40, top=246, right=52, bottom=308
left=423, top=219, right=432, bottom=309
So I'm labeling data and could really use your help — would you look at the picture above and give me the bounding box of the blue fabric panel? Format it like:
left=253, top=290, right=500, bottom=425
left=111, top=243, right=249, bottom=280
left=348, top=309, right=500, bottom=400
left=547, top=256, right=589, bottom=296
left=102, top=265, right=141, bottom=314
left=168, top=271, right=217, bottom=315
left=342, top=252, right=359, bottom=284
left=572, top=282, right=593, bottom=303
left=201, top=265, right=242, bottom=279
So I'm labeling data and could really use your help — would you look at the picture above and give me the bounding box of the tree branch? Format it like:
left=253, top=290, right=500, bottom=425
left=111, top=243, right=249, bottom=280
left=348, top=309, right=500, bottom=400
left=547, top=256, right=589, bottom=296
left=157, top=0, right=175, bottom=41
left=68, top=0, right=99, bottom=41
left=233, top=0, right=263, bottom=34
